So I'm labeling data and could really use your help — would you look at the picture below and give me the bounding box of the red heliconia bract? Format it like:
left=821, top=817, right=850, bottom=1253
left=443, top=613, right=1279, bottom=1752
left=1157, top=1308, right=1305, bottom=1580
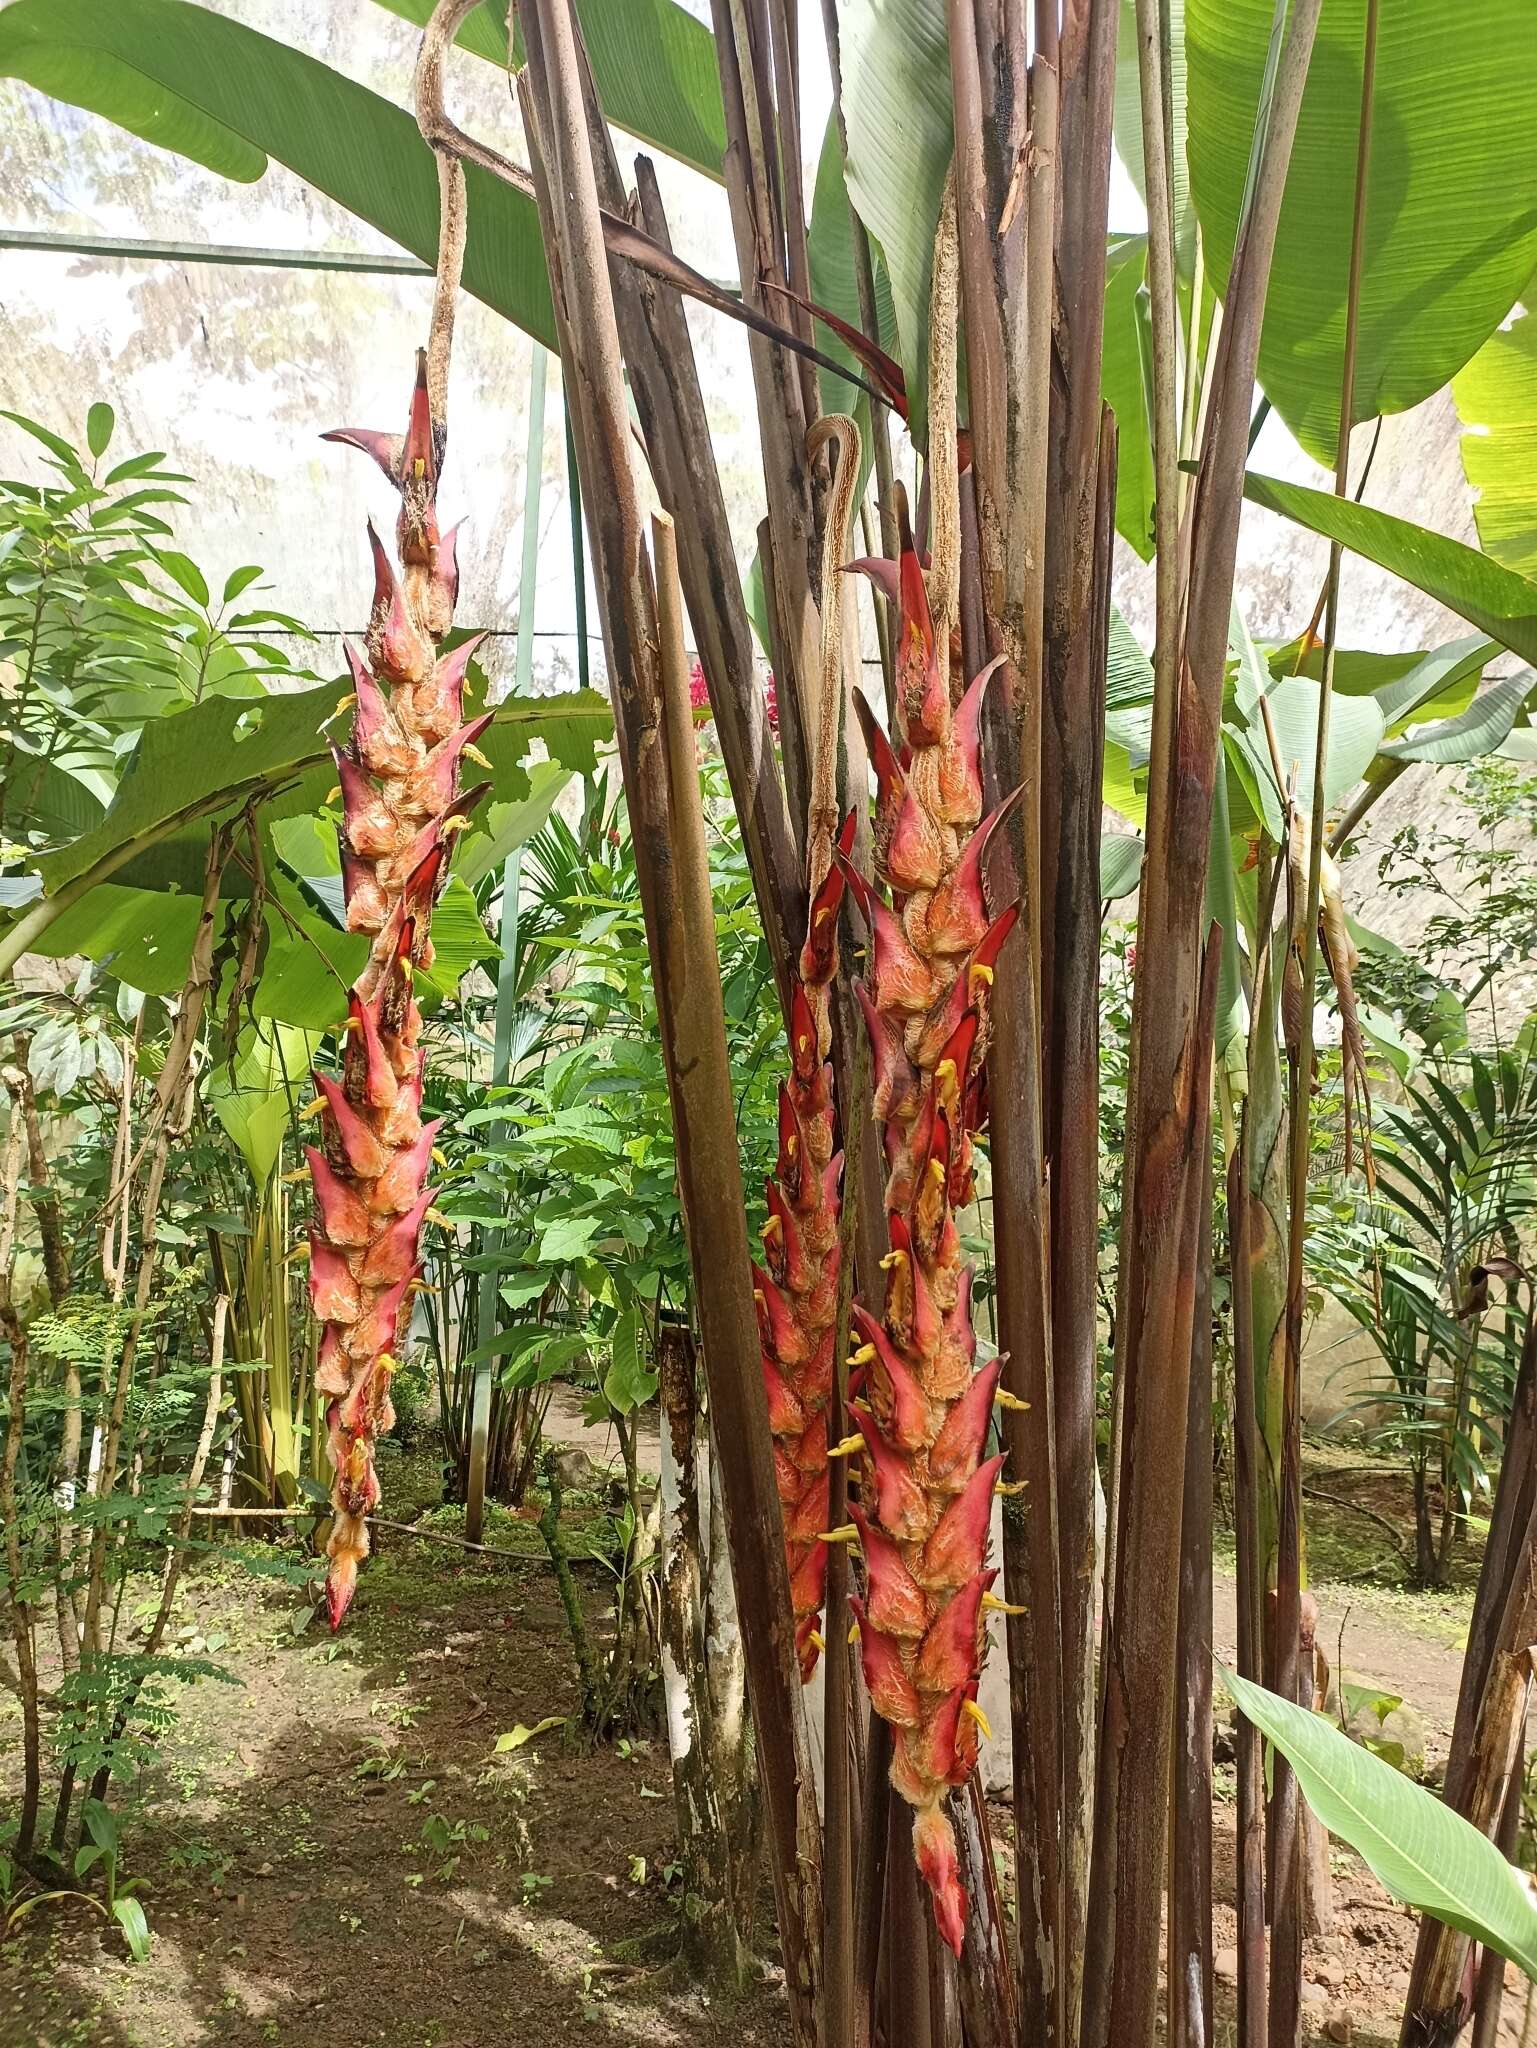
left=759, top=811, right=857, bottom=1681
left=843, top=515, right=1017, bottom=1954
left=309, top=351, right=489, bottom=1628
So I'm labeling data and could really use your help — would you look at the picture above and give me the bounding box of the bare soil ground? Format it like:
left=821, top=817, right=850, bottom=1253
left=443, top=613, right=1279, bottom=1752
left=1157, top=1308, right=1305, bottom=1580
left=1, top=1425, right=1527, bottom=2048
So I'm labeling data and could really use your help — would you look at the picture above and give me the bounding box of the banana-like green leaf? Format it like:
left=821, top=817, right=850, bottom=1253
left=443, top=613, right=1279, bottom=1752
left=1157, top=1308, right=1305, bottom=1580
left=456, top=760, right=574, bottom=889
left=1382, top=668, right=1537, bottom=765
left=1454, top=291, right=1537, bottom=581
left=371, top=0, right=728, bottom=179
left=839, top=0, right=952, bottom=438
left=32, top=679, right=607, bottom=903
left=1099, top=830, right=1144, bottom=904
left=26, top=882, right=208, bottom=997
left=4, top=760, right=106, bottom=843
left=1187, top=0, right=1537, bottom=465
left=1230, top=674, right=1385, bottom=841
left=1225, top=1668, right=1537, bottom=1981
left=0, top=0, right=558, bottom=347
left=1102, top=234, right=1156, bottom=559
left=253, top=873, right=495, bottom=1031
left=1243, top=472, right=1537, bottom=669
left=207, top=1020, right=316, bottom=1186
left=807, top=112, right=900, bottom=420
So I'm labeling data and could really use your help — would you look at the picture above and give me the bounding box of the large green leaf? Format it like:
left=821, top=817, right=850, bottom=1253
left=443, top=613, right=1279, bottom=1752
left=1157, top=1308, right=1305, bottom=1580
left=27, top=882, right=208, bottom=996
left=1454, top=292, right=1537, bottom=581
left=455, top=760, right=574, bottom=889
left=1102, top=234, right=1156, bottom=559
left=807, top=111, right=900, bottom=420
left=839, top=0, right=952, bottom=437
left=1187, top=0, right=1537, bottom=464
left=1382, top=668, right=1537, bottom=764
left=35, top=680, right=349, bottom=898
left=0, top=0, right=557, bottom=347
left=372, top=0, right=728, bottom=179
left=1099, top=830, right=1144, bottom=903
left=32, top=679, right=608, bottom=904
left=1227, top=1669, right=1537, bottom=1980
left=1244, top=473, right=1537, bottom=669
left=1229, top=674, right=1385, bottom=841
left=207, top=1020, right=316, bottom=1186
left=252, top=873, right=495, bottom=1030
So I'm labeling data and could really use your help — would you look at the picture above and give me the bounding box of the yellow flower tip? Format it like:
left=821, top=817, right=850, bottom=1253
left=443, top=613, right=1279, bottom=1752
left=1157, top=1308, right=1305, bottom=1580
left=753, top=1288, right=766, bottom=1311
left=786, top=1133, right=798, bottom=1159
left=334, top=693, right=357, bottom=715
left=425, top=1207, right=454, bottom=1230
left=807, top=1630, right=826, bottom=1654
left=412, top=456, right=427, bottom=481
left=342, top=1016, right=362, bottom=1035
left=879, top=1249, right=908, bottom=1271
left=927, top=1157, right=947, bottom=1184
left=962, top=1698, right=993, bottom=1742
left=285, top=1243, right=311, bottom=1264
left=847, top=1620, right=861, bottom=1644
left=300, top=1096, right=327, bottom=1119
left=795, top=1032, right=811, bottom=1058
left=996, top=1478, right=1028, bottom=1497
left=430, top=1147, right=449, bottom=1168
left=994, top=1388, right=1031, bottom=1412
left=462, top=742, right=493, bottom=770
left=969, top=962, right=996, bottom=994
left=814, top=1523, right=859, bottom=1546
left=325, top=785, right=342, bottom=805
left=440, top=814, right=472, bottom=837
left=982, top=1591, right=1026, bottom=1616
left=827, top=1432, right=867, bottom=1460
left=813, top=906, right=833, bottom=928
left=763, top=1214, right=783, bottom=1241
left=849, top=1343, right=876, bottom=1367
left=408, top=1279, right=440, bottom=1296
left=376, top=1351, right=398, bottom=1377
left=281, top=1166, right=310, bottom=1185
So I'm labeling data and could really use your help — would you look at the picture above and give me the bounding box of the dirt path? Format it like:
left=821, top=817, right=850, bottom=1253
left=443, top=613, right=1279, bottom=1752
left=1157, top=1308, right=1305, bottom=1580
left=1212, top=1568, right=1470, bottom=1763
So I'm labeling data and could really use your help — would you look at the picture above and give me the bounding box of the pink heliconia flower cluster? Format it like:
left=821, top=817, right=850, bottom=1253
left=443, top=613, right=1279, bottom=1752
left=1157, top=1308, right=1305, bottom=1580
left=757, top=815, right=856, bottom=1681
left=308, top=353, right=489, bottom=1628
left=840, top=502, right=1020, bottom=1956
left=686, top=657, right=778, bottom=734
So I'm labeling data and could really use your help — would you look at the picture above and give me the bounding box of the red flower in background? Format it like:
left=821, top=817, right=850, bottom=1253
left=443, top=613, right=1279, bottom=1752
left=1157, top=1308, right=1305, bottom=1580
left=687, top=658, right=778, bottom=735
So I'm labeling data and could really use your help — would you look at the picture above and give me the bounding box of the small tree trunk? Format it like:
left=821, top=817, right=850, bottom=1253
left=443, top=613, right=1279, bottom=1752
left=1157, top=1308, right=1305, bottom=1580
left=0, top=1105, right=40, bottom=1862
left=656, top=1320, right=758, bottom=1987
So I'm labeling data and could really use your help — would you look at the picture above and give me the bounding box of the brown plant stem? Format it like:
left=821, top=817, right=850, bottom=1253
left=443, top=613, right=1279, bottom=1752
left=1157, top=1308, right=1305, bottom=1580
left=623, top=155, right=803, bottom=1021
left=1403, top=1305, right=1537, bottom=2043
left=1082, top=0, right=1321, bottom=2037
left=707, top=0, right=822, bottom=754
left=514, top=15, right=825, bottom=2014
left=0, top=1103, right=39, bottom=1862
left=1172, top=1165, right=1215, bottom=2048
left=1229, top=1102, right=1270, bottom=2048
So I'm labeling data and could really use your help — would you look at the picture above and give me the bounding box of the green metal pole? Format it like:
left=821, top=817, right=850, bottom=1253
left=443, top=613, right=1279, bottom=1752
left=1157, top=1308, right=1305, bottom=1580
left=564, top=395, right=590, bottom=693
left=465, top=344, right=547, bottom=1541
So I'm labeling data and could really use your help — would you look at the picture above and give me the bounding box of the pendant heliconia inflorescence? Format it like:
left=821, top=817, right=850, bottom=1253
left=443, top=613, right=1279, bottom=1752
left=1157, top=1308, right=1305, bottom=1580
left=757, top=818, right=855, bottom=1682
left=840, top=498, right=1021, bottom=1955
left=308, top=351, right=490, bottom=1628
